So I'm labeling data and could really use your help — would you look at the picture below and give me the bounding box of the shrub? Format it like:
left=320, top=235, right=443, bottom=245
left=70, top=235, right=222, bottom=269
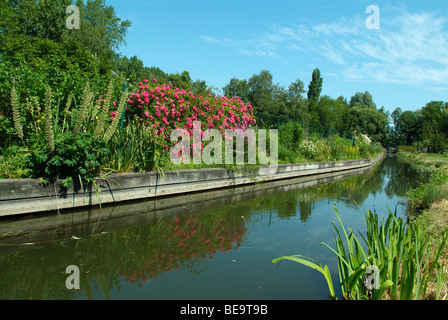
left=125, top=80, right=257, bottom=163
left=407, top=171, right=448, bottom=212
left=328, top=135, right=352, bottom=161
left=26, top=131, right=110, bottom=185
left=279, top=122, right=303, bottom=152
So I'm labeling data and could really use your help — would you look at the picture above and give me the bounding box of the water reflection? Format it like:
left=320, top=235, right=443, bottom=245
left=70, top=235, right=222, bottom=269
left=0, top=155, right=430, bottom=299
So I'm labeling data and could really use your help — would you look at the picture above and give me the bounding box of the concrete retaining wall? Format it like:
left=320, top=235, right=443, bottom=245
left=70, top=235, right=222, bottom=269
left=0, top=153, right=385, bottom=217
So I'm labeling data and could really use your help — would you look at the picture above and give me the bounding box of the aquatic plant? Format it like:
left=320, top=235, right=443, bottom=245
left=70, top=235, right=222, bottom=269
left=273, top=205, right=448, bottom=300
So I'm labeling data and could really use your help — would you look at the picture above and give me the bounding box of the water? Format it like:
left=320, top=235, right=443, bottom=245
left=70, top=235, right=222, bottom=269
left=0, top=155, right=431, bottom=300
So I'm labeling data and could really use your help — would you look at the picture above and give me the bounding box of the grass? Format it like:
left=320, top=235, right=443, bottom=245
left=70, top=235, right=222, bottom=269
left=399, top=151, right=448, bottom=299
left=399, top=151, right=448, bottom=174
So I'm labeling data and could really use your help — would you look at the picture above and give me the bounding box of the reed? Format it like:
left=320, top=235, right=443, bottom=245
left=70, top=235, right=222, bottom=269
left=273, top=205, right=448, bottom=300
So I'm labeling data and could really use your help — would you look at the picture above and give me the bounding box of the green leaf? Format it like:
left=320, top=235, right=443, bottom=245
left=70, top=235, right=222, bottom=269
left=273, top=255, right=335, bottom=298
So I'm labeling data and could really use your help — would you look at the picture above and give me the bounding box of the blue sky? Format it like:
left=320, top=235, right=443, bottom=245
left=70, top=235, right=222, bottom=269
left=109, top=0, right=448, bottom=113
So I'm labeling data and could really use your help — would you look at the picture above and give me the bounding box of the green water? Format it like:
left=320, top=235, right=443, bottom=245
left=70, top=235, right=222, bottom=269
left=0, top=155, right=430, bottom=300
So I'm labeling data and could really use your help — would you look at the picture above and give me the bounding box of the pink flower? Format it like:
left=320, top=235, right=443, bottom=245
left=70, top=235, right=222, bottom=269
left=161, top=117, right=169, bottom=126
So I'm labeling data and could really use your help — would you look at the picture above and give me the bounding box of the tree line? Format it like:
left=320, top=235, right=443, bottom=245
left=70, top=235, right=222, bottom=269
left=391, top=103, right=448, bottom=152
left=223, top=69, right=390, bottom=145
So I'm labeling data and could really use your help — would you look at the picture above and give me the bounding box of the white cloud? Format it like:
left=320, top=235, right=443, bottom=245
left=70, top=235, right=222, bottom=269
left=200, top=9, right=448, bottom=87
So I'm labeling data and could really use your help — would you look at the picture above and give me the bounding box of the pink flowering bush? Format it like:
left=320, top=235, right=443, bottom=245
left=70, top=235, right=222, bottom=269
left=126, top=80, right=257, bottom=160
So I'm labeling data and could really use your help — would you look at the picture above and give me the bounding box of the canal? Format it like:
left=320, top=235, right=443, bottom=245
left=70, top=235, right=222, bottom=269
left=0, top=154, right=430, bottom=300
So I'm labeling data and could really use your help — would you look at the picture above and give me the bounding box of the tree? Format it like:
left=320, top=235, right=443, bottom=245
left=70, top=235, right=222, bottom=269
left=191, top=79, right=214, bottom=97
left=286, top=80, right=309, bottom=122
left=349, top=91, right=376, bottom=109
left=0, top=0, right=71, bottom=39
left=313, top=96, right=348, bottom=129
left=169, top=71, right=193, bottom=91
left=396, top=111, right=420, bottom=146
left=248, top=70, right=275, bottom=114
left=307, top=68, right=323, bottom=101
left=0, top=0, right=132, bottom=74
left=343, top=106, right=389, bottom=143
left=223, top=78, right=250, bottom=103
left=391, top=108, right=402, bottom=130
left=114, top=55, right=170, bottom=86
left=418, top=101, right=448, bottom=151
left=68, top=0, right=131, bottom=72
left=424, top=128, right=447, bottom=153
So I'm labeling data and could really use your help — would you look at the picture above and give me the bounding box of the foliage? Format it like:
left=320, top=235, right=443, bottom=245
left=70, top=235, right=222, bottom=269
left=307, top=68, right=323, bottom=102
left=273, top=205, right=448, bottom=300
left=223, top=70, right=390, bottom=146
left=4, top=80, right=130, bottom=186
left=104, top=117, right=156, bottom=173
left=278, top=122, right=303, bottom=152
left=0, top=145, right=32, bottom=179
left=391, top=101, right=448, bottom=151
left=26, top=130, right=110, bottom=184
left=407, top=170, right=448, bottom=213
left=0, top=37, right=116, bottom=119
left=126, top=80, right=257, bottom=162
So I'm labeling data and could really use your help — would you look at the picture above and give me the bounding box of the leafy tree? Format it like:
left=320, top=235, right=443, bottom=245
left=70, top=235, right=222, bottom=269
left=418, top=101, right=448, bottom=151
left=114, top=55, right=170, bottom=86
left=307, top=68, right=323, bottom=101
left=248, top=70, right=275, bottom=114
left=0, top=0, right=70, bottom=39
left=286, top=80, right=310, bottom=123
left=391, top=108, right=402, bottom=130
left=343, top=106, right=388, bottom=143
left=396, top=111, right=420, bottom=146
left=223, top=78, right=251, bottom=103
left=68, top=0, right=131, bottom=72
left=191, top=79, right=214, bottom=97
left=349, top=91, right=376, bottom=109
left=311, top=95, right=348, bottom=129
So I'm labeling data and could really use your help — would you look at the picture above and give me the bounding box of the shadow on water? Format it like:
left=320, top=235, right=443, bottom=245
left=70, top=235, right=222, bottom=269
left=0, top=155, right=431, bottom=300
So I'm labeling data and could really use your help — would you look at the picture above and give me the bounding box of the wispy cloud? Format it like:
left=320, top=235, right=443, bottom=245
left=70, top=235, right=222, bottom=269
left=200, top=9, right=448, bottom=87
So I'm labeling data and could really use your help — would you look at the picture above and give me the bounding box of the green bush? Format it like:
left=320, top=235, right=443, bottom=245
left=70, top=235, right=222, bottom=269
left=25, top=131, right=110, bottom=185
left=407, top=171, right=448, bottom=212
left=0, top=36, right=117, bottom=119
left=328, top=135, right=352, bottom=160
left=399, top=145, right=418, bottom=152
left=279, top=122, right=303, bottom=152
left=0, top=145, right=31, bottom=179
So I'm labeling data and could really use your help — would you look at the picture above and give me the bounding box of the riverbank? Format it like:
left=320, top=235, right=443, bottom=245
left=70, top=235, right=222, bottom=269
left=399, top=151, right=448, bottom=299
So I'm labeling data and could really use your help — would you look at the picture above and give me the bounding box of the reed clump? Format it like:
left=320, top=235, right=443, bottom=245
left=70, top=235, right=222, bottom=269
left=273, top=205, right=448, bottom=300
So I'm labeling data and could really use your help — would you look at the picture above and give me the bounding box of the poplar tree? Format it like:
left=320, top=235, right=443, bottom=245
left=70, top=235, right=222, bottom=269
left=307, top=68, right=323, bottom=102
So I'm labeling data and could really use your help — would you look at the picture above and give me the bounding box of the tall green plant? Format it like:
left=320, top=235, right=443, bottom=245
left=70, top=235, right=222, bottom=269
left=273, top=205, right=447, bottom=300
left=43, top=86, right=55, bottom=153
left=11, top=86, right=24, bottom=140
left=10, top=80, right=130, bottom=187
